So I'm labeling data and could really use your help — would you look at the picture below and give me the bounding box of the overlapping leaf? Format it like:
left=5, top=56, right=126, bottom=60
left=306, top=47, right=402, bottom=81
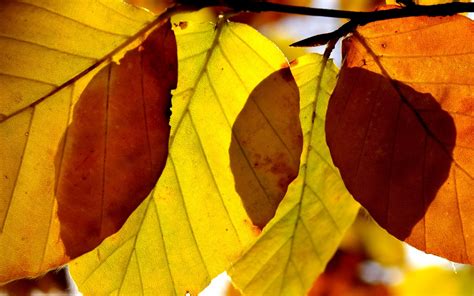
left=56, top=23, right=176, bottom=258
left=69, top=20, right=293, bottom=295
left=230, top=67, right=302, bottom=229
left=229, top=54, right=359, bottom=295
left=326, top=15, right=474, bottom=263
left=0, top=0, right=170, bottom=282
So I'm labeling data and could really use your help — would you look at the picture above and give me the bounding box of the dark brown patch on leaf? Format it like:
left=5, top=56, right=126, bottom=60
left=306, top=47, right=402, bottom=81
left=55, top=21, right=177, bottom=258
left=230, top=68, right=302, bottom=229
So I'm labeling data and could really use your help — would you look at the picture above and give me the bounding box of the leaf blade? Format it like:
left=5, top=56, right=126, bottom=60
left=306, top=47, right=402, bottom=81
left=0, top=0, right=153, bottom=118
left=326, top=14, right=474, bottom=263
left=229, top=54, right=359, bottom=295
left=0, top=0, right=175, bottom=282
left=70, top=20, right=291, bottom=295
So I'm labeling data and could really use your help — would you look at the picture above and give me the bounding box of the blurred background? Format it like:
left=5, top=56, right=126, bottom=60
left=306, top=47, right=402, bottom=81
left=2, top=0, right=473, bottom=295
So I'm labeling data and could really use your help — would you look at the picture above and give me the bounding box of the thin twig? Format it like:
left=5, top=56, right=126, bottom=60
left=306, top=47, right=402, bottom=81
left=238, top=1, right=474, bottom=19
left=189, top=1, right=474, bottom=47
left=291, top=20, right=357, bottom=47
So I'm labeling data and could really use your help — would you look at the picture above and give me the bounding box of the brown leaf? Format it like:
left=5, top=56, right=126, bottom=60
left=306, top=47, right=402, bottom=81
left=326, top=15, right=474, bottom=263
left=55, top=22, right=177, bottom=257
left=230, top=67, right=302, bottom=228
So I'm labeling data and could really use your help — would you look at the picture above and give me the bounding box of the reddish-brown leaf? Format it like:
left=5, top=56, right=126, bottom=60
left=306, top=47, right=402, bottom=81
left=55, top=22, right=177, bottom=257
left=326, top=15, right=474, bottom=263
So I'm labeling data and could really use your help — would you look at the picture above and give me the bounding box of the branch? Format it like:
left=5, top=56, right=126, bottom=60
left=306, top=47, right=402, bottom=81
left=238, top=1, right=474, bottom=19
left=246, top=2, right=474, bottom=47
left=174, top=1, right=474, bottom=46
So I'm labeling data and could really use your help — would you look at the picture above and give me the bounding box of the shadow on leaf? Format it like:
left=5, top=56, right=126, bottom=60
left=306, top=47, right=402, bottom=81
left=54, top=22, right=177, bottom=258
left=326, top=67, right=456, bottom=244
left=230, top=67, right=303, bottom=229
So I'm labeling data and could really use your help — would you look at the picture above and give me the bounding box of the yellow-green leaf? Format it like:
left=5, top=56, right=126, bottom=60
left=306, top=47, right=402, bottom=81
left=0, top=0, right=161, bottom=282
left=70, top=20, right=291, bottom=295
left=229, top=54, right=359, bottom=295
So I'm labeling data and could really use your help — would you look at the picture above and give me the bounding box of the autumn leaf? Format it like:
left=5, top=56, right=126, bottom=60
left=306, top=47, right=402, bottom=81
left=55, top=22, right=176, bottom=258
left=0, top=0, right=173, bottom=282
left=230, top=67, right=302, bottom=229
left=229, top=54, right=359, bottom=295
left=326, top=14, right=474, bottom=263
left=69, top=20, right=293, bottom=295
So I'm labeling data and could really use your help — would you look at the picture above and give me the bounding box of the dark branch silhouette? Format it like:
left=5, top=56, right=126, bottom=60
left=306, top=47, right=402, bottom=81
left=174, top=1, right=474, bottom=46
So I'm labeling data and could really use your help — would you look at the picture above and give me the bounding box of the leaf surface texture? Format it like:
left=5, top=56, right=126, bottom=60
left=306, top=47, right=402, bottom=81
left=56, top=23, right=176, bottom=258
left=0, top=0, right=172, bottom=282
left=230, top=54, right=359, bottom=295
left=70, top=20, right=292, bottom=295
left=326, top=15, right=474, bottom=263
left=230, top=67, right=302, bottom=229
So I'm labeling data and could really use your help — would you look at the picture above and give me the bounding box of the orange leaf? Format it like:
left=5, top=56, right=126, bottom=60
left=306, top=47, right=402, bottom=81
left=55, top=22, right=177, bottom=258
left=326, top=15, right=474, bottom=263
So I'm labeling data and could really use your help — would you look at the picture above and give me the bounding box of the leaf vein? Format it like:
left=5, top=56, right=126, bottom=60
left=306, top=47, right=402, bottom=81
left=205, top=71, right=274, bottom=208
left=186, top=112, right=241, bottom=244
left=152, top=199, right=178, bottom=296
left=12, top=0, right=130, bottom=38
left=168, top=156, right=211, bottom=282
left=0, top=107, right=34, bottom=233
left=0, top=34, right=97, bottom=60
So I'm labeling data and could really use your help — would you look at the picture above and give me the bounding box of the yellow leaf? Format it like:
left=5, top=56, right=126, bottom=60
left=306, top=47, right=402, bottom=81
left=393, top=266, right=474, bottom=296
left=0, top=0, right=153, bottom=118
left=229, top=54, right=359, bottom=295
left=70, top=20, right=291, bottom=295
left=0, top=0, right=166, bottom=282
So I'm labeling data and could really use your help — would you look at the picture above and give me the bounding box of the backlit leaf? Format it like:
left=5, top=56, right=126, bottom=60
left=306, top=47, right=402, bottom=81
left=0, top=0, right=171, bottom=282
left=326, top=15, right=474, bottom=263
left=230, top=67, right=302, bottom=229
left=56, top=23, right=176, bottom=258
left=70, top=20, right=292, bottom=295
left=0, top=0, right=153, bottom=118
left=229, top=54, right=359, bottom=295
